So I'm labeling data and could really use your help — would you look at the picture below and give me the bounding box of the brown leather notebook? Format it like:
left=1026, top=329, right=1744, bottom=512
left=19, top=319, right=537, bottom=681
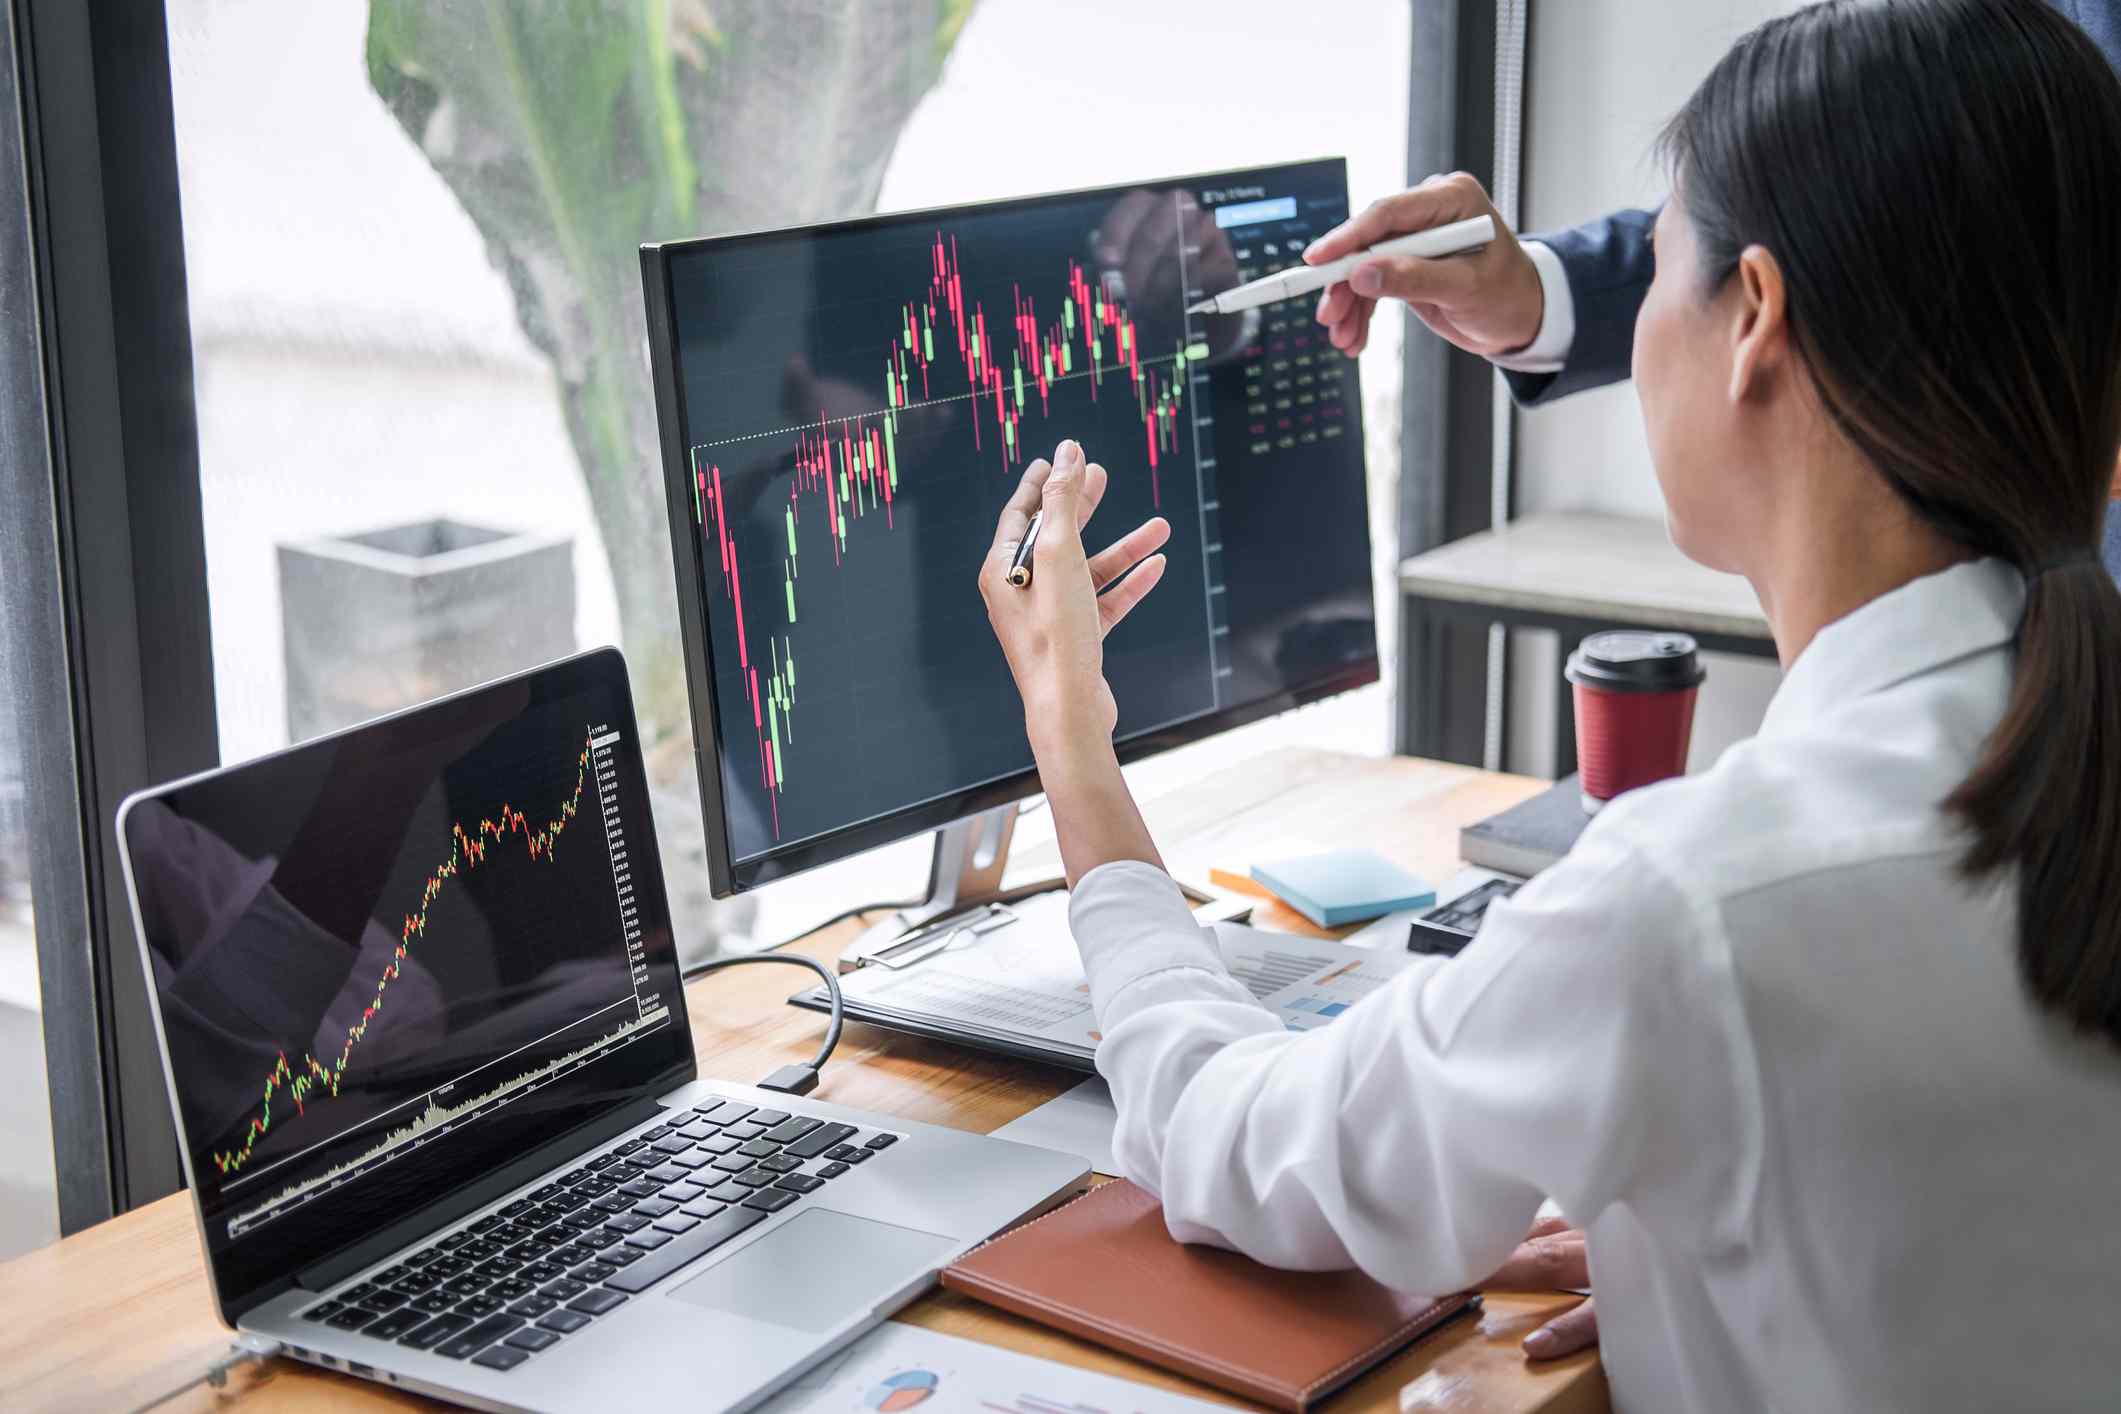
left=941, top=1179, right=1477, bottom=1412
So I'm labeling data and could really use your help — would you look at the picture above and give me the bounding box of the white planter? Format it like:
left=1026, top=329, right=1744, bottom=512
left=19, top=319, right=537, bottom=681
left=277, top=519, right=575, bottom=741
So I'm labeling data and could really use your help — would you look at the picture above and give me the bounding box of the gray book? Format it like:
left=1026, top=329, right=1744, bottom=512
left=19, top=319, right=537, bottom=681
left=1459, top=775, right=1592, bottom=877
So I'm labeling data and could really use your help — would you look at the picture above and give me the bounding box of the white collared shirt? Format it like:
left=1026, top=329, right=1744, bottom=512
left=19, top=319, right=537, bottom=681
left=1069, top=559, right=2121, bottom=1412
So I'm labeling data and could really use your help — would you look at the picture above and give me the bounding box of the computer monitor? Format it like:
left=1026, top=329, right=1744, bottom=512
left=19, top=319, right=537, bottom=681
left=641, top=158, right=1375, bottom=896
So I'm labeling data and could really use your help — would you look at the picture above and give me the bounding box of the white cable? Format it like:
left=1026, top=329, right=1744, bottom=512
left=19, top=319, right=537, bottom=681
left=125, top=1333, right=283, bottom=1414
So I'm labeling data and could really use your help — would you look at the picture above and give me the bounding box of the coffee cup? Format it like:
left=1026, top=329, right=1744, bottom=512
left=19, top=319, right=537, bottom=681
left=1565, top=631, right=1706, bottom=813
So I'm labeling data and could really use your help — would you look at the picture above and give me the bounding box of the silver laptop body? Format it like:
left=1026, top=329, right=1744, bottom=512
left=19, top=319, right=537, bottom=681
left=117, top=649, right=1086, bottom=1412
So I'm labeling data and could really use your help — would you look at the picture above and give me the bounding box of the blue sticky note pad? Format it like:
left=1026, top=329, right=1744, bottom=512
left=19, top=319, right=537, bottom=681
left=1249, top=850, right=1437, bottom=928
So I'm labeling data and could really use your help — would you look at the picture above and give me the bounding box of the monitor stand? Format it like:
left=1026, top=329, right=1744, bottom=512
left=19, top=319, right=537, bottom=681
left=836, top=805, right=1063, bottom=972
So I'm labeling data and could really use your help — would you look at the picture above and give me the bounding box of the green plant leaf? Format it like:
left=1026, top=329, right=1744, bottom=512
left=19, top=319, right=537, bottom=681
left=365, top=0, right=975, bottom=741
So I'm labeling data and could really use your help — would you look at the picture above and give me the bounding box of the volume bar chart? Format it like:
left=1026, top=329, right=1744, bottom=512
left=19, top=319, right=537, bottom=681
left=226, top=1001, right=670, bottom=1238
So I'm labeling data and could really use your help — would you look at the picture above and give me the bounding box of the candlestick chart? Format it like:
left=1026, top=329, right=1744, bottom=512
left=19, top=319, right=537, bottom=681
left=688, top=222, right=1215, bottom=843
left=659, top=159, right=1377, bottom=871
left=133, top=664, right=696, bottom=1300
left=190, top=715, right=675, bottom=1246
left=207, top=734, right=595, bottom=1179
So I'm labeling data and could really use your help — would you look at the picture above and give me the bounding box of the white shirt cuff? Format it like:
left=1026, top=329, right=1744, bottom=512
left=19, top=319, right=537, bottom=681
left=1068, top=860, right=1243, bottom=1019
left=1487, top=239, right=1574, bottom=374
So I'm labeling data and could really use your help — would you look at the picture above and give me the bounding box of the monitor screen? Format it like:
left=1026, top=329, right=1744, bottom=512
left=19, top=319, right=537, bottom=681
left=643, top=158, right=1376, bottom=892
left=119, top=650, right=692, bottom=1318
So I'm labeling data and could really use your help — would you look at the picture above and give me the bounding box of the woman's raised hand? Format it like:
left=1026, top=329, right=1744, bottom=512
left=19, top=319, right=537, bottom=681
left=978, top=439, right=1169, bottom=754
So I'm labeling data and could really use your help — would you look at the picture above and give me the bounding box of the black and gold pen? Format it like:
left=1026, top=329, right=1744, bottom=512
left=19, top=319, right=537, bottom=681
left=1007, top=510, right=1044, bottom=588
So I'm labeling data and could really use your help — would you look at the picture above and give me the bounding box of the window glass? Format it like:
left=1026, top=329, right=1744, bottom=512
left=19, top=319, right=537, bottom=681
left=0, top=566, right=59, bottom=1259
left=166, top=0, right=1407, bottom=950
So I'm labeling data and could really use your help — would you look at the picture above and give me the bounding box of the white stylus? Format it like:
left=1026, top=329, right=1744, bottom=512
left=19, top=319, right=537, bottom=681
left=1185, top=214, right=1498, bottom=315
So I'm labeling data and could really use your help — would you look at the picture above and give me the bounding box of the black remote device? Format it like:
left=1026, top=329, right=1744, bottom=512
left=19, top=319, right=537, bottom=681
left=1407, top=877, right=1521, bottom=957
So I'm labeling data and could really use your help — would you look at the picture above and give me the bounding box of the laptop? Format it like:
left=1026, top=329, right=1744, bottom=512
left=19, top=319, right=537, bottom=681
left=116, top=648, right=1087, bottom=1412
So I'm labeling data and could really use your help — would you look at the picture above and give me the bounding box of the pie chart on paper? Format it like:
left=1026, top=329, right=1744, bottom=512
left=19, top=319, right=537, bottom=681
left=865, top=1368, right=940, bottom=1411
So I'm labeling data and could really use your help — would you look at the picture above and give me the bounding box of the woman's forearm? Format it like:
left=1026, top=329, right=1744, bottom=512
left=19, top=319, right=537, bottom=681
left=977, top=437, right=1172, bottom=888
left=1029, top=726, right=1163, bottom=888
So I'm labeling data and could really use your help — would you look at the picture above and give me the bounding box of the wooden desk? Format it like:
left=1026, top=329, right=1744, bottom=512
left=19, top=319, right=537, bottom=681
left=0, top=750, right=1606, bottom=1414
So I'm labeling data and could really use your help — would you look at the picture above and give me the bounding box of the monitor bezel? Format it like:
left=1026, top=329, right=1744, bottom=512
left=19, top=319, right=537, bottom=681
left=640, top=158, right=1378, bottom=898
left=114, top=645, right=699, bottom=1325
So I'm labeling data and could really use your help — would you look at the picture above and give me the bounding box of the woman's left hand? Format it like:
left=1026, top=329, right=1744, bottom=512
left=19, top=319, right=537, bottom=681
left=979, top=438, right=1170, bottom=756
left=1482, top=1217, right=1601, bottom=1361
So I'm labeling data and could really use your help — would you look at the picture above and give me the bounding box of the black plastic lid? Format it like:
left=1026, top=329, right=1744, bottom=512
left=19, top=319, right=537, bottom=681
left=1564, top=630, right=1707, bottom=693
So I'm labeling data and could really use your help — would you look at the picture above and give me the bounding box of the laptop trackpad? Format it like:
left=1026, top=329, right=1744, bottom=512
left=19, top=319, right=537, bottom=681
left=668, top=1208, right=955, bottom=1333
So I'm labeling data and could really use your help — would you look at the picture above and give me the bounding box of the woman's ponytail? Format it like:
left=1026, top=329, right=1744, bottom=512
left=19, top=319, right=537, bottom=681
left=1950, top=558, right=2121, bottom=1034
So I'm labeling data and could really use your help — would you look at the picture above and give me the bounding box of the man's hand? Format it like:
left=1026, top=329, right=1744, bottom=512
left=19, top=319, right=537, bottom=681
left=1482, top=1216, right=1600, bottom=1362
left=1307, top=172, right=1545, bottom=359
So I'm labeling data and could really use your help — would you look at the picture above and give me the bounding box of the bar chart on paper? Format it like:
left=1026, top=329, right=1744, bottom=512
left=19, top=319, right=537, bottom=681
left=1265, top=958, right=1405, bottom=1032
left=755, top=1320, right=1230, bottom=1413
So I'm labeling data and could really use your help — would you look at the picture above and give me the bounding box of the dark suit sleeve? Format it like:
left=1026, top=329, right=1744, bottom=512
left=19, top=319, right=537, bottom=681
left=1501, top=207, right=1659, bottom=406
left=2056, top=0, right=2121, bottom=68
left=1494, top=5, right=2119, bottom=567
left=1500, top=2, right=2114, bottom=409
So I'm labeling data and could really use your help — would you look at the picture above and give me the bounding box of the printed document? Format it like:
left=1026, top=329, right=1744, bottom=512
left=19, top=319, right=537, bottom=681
left=756, top=1319, right=1227, bottom=1412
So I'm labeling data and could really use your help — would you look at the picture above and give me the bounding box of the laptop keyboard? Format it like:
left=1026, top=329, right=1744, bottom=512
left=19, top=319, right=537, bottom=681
left=297, top=1097, right=901, bottom=1372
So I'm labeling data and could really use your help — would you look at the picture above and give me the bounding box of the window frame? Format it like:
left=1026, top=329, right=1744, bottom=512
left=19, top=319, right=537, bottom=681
left=1398, top=0, right=1510, bottom=766
left=9, top=0, right=218, bottom=1228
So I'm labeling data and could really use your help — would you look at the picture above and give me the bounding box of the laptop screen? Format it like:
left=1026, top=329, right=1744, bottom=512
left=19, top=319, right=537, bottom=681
left=120, top=649, right=693, bottom=1318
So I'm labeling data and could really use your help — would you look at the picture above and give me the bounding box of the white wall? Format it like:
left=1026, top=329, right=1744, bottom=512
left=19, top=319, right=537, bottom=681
left=1504, top=0, right=1798, bottom=777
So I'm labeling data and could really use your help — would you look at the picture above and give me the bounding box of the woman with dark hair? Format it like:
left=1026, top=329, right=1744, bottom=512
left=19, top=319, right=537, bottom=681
left=976, top=1, right=2121, bottom=1407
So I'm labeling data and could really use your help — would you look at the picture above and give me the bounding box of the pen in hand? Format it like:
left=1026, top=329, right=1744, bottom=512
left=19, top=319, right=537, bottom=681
left=1007, top=509, right=1045, bottom=588
left=1186, top=213, right=1497, bottom=315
